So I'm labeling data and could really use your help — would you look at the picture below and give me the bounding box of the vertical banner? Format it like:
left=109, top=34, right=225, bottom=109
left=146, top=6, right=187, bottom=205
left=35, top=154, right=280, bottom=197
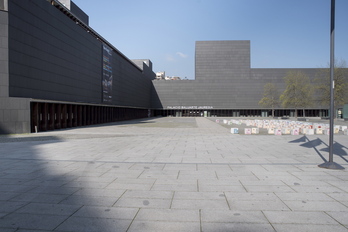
left=102, top=44, right=113, bottom=103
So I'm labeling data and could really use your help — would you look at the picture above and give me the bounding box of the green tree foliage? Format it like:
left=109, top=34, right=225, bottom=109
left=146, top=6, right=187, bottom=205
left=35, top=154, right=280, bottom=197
left=315, top=59, right=348, bottom=110
left=258, top=83, right=279, bottom=117
left=280, top=71, right=313, bottom=118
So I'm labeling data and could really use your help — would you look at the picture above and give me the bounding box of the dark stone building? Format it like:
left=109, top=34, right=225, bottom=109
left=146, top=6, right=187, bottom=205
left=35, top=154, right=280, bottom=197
left=0, top=0, right=343, bottom=134
left=152, top=41, right=329, bottom=118
left=0, top=0, right=155, bottom=134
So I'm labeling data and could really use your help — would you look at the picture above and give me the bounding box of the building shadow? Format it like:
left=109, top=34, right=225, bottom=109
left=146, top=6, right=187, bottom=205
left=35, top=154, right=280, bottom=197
left=289, top=135, right=348, bottom=164
left=0, top=125, right=10, bottom=135
left=0, top=134, right=126, bottom=231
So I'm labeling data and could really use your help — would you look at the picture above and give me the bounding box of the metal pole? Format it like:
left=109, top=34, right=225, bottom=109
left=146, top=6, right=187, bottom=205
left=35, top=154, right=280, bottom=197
left=329, top=0, right=335, bottom=163
left=319, top=0, right=344, bottom=169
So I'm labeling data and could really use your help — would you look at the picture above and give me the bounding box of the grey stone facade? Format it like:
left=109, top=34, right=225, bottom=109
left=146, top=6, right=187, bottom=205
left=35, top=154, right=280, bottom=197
left=0, top=0, right=155, bottom=134
left=70, top=2, right=89, bottom=25
left=0, top=0, right=344, bottom=134
left=152, top=40, right=329, bottom=117
left=195, top=40, right=251, bottom=81
left=0, top=10, right=8, bottom=98
left=7, top=0, right=154, bottom=107
left=0, top=97, right=30, bottom=134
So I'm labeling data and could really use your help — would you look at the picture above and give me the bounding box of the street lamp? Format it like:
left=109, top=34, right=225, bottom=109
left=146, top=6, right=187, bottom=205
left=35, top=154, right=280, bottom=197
left=318, top=0, right=345, bottom=170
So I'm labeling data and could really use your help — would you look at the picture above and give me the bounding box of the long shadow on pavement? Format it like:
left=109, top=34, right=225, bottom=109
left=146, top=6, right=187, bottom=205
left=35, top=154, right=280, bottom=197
left=289, top=135, right=348, bottom=164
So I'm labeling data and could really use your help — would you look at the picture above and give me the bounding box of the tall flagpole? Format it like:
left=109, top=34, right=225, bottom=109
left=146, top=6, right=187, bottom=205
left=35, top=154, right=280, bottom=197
left=319, top=0, right=344, bottom=170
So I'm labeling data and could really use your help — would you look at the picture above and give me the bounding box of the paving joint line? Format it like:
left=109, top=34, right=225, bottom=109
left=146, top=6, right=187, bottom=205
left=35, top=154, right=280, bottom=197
left=0, top=158, right=332, bottom=166
left=125, top=208, right=141, bottom=232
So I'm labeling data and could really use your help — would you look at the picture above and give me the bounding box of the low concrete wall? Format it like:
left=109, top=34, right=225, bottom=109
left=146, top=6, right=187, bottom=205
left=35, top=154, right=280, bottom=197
left=0, top=97, right=31, bottom=134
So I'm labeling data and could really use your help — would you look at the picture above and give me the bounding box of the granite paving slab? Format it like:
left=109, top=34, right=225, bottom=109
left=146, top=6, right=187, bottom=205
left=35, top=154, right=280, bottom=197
left=0, top=117, right=347, bottom=231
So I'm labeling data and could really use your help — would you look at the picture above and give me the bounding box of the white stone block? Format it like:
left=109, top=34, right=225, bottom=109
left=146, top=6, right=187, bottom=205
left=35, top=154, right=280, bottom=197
left=281, top=128, right=291, bottom=135
left=306, top=129, right=314, bottom=135
left=268, top=128, right=275, bottom=134
left=315, top=128, right=323, bottom=135
left=274, top=129, right=282, bottom=135
left=291, top=129, right=299, bottom=135
left=334, top=127, right=340, bottom=134
left=244, top=128, right=252, bottom=135
left=301, top=128, right=307, bottom=134
left=252, top=128, right=259, bottom=134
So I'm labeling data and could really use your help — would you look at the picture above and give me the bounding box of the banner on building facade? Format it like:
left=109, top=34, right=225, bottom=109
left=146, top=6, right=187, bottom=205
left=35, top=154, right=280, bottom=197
left=102, top=44, right=113, bottom=103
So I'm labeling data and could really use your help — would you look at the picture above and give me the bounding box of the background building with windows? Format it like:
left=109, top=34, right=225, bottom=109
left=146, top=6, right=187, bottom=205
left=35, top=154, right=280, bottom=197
left=0, top=0, right=346, bottom=134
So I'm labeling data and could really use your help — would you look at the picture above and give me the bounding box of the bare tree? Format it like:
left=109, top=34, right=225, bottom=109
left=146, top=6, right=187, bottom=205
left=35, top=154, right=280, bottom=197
left=316, top=59, right=348, bottom=117
left=259, top=83, right=280, bottom=117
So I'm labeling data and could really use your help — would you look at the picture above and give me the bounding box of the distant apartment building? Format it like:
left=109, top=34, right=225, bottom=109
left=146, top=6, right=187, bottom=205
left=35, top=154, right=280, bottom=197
left=156, top=71, right=165, bottom=80
left=156, top=72, right=183, bottom=81
left=164, top=76, right=181, bottom=81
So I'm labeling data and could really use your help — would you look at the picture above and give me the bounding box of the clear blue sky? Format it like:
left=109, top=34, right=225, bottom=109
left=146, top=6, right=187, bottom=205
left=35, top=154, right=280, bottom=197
left=71, top=0, right=348, bottom=79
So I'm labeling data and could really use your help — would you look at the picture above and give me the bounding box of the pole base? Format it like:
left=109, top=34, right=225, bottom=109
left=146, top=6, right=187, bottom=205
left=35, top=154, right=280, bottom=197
left=318, top=162, right=345, bottom=170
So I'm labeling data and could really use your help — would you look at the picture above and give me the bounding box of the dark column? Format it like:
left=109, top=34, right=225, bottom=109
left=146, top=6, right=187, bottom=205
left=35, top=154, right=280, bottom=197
left=115, top=107, right=120, bottom=121
left=77, top=105, right=82, bottom=126
left=55, top=104, right=61, bottom=129
left=31, top=102, right=39, bottom=133
left=90, top=106, right=93, bottom=125
left=61, top=104, right=67, bottom=128
left=67, top=104, right=73, bottom=127
left=48, top=103, right=55, bottom=130
left=72, top=105, right=78, bottom=127
left=82, top=105, right=86, bottom=126
left=40, top=103, right=48, bottom=131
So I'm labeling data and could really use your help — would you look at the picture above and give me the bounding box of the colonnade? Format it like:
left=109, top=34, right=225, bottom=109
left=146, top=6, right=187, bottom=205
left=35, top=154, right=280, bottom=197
left=31, top=102, right=150, bottom=133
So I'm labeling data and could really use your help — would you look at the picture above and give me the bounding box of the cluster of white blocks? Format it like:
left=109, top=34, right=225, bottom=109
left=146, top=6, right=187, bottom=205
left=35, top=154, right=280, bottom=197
left=216, top=119, right=348, bottom=135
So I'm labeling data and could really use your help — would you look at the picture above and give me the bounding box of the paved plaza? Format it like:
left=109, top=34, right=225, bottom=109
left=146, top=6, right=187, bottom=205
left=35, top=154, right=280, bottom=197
left=0, top=117, right=348, bottom=232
